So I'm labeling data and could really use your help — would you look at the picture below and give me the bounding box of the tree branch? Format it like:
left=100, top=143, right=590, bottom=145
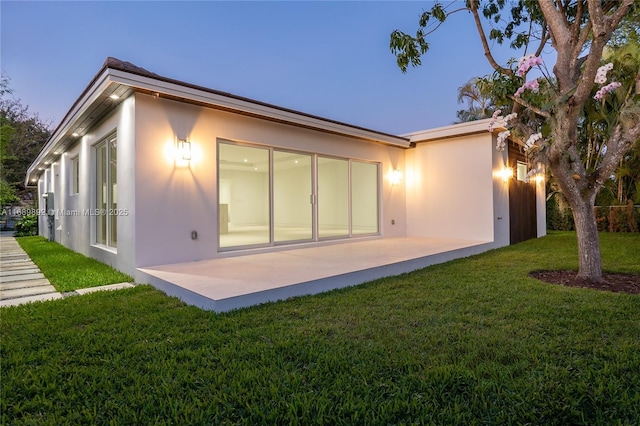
left=572, top=0, right=633, bottom=106
left=587, top=0, right=605, bottom=35
left=468, top=2, right=513, bottom=76
left=603, top=0, right=635, bottom=34
left=508, top=95, right=551, bottom=119
left=538, top=1, right=573, bottom=90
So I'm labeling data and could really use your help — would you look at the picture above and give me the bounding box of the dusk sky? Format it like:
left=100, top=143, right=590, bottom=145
left=1, top=1, right=533, bottom=135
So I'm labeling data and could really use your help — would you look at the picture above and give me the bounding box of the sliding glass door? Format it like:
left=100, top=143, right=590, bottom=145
left=218, top=141, right=379, bottom=250
left=274, top=151, right=313, bottom=243
left=317, top=157, right=349, bottom=239
left=218, top=143, right=270, bottom=248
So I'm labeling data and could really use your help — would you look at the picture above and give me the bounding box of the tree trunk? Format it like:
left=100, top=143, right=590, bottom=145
left=569, top=197, right=603, bottom=281
left=548, top=149, right=603, bottom=282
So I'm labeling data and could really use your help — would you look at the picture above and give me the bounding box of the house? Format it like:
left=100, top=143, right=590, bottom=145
left=26, top=58, right=545, bottom=311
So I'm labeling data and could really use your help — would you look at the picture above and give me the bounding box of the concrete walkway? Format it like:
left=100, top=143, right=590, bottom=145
left=0, top=235, right=63, bottom=307
left=0, top=234, right=136, bottom=307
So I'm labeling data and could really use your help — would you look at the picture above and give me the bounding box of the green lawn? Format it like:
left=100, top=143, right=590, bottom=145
left=2, top=232, right=639, bottom=424
left=15, top=236, right=132, bottom=292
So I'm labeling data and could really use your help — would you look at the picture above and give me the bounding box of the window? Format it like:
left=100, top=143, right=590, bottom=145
left=274, top=151, right=313, bottom=243
left=517, top=161, right=528, bottom=182
left=218, top=140, right=380, bottom=250
left=218, top=143, right=270, bottom=248
left=95, top=134, right=117, bottom=248
left=70, top=156, right=79, bottom=195
left=317, top=157, right=349, bottom=238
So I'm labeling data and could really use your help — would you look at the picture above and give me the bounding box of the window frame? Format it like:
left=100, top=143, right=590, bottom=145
left=70, top=155, right=80, bottom=195
left=94, top=133, right=117, bottom=249
left=217, top=139, right=381, bottom=252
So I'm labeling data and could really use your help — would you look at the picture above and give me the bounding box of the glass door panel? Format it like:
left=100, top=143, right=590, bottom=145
left=96, top=143, right=107, bottom=245
left=318, top=157, right=349, bottom=238
left=351, top=161, right=379, bottom=235
left=274, top=151, right=313, bottom=243
left=219, top=143, right=270, bottom=248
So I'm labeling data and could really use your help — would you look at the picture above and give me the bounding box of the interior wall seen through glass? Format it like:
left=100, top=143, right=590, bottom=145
left=274, top=151, right=312, bottom=243
left=317, top=157, right=349, bottom=238
left=219, top=143, right=270, bottom=248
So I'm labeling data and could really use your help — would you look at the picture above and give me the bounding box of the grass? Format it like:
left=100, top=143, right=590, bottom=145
left=15, top=236, right=132, bottom=292
left=2, top=232, right=639, bottom=425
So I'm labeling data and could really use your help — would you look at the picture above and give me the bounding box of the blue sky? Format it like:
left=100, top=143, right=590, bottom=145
left=1, top=1, right=524, bottom=135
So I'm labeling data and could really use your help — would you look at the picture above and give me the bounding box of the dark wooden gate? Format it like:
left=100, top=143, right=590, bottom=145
left=509, top=175, right=537, bottom=244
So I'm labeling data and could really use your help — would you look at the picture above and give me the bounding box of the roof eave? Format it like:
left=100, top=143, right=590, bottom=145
left=25, top=67, right=115, bottom=186
left=108, top=69, right=410, bottom=147
left=26, top=59, right=411, bottom=186
left=403, top=118, right=499, bottom=144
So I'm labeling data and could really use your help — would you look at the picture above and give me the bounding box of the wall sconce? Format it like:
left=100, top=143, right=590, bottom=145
left=389, top=169, right=402, bottom=185
left=496, top=167, right=514, bottom=182
left=177, top=139, right=191, bottom=161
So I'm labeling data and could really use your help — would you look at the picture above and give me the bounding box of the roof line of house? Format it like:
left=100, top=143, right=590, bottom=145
left=104, top=58, right=409, bottom=143
left=403, top=118, right=497, bottom=144
left=27, top=58, right=413, bottom=185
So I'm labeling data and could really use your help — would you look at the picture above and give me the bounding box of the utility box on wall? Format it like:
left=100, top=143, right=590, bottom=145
left=43, top=192, right=55, bottom=241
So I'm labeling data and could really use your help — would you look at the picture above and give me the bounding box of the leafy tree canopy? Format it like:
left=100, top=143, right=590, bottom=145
left=0, top=75, right=51, bottom=206
left=390, top=0, right=640, bottom=281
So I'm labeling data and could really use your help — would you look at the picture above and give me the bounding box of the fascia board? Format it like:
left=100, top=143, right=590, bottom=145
left=404, top=118, right=497, bottom=143
left=108, top=70, right=411, bottom=148
left=25, top=70, right=113, bottom=184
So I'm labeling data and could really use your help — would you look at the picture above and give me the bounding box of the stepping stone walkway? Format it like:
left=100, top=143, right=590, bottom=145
left=0, top=235, right=63, bottom=307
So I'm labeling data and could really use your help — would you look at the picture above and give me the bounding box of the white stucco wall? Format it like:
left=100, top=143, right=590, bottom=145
left=35, top=96, right=136, bottom=276
left=492, top=136, right=511, bottom=248
left=405, top=133, right=497, bottom=243
left=133, top=93, right=407, bottom=268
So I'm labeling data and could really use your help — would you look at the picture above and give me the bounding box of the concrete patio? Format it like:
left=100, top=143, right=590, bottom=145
left=138, top=237, right=496, bottom=313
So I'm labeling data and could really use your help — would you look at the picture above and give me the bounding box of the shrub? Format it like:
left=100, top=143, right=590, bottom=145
left=546, top=195, right=574, bottom=231
left=14, top=214, right=38, bottom=237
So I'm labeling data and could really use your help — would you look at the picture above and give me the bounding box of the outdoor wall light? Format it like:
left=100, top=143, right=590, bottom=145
left=177, top=139, right=191, bottom=161
left=496, top=167, right=514, bottom=182
left=389, top=169, right=403, bottom=185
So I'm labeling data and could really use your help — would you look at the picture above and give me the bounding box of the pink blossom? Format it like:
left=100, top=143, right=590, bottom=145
left=496, top=130, right=510, bottom=151
left=514, top=78, right=540, bottom=97
left=517, top=54, right=543, bottom=77
left=594, top=81, right=622, bottom=100
left=503, top=112, right=518, bottom=123
left=525, top=133, right=542, bottom=151
left=488, top=110, right=503, bottom=132
left=594, top=63, right=614, bottom=84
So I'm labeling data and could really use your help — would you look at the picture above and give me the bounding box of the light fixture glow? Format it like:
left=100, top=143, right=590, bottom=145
left=389, top=169, right=403, bottom=185
left=109, top=94, right=120, bottom=100
left=496, top=167, right=514, bottom=182
left=72, top=132, right=80, bottom=137
left=176, top=139, right=191, bottom=161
